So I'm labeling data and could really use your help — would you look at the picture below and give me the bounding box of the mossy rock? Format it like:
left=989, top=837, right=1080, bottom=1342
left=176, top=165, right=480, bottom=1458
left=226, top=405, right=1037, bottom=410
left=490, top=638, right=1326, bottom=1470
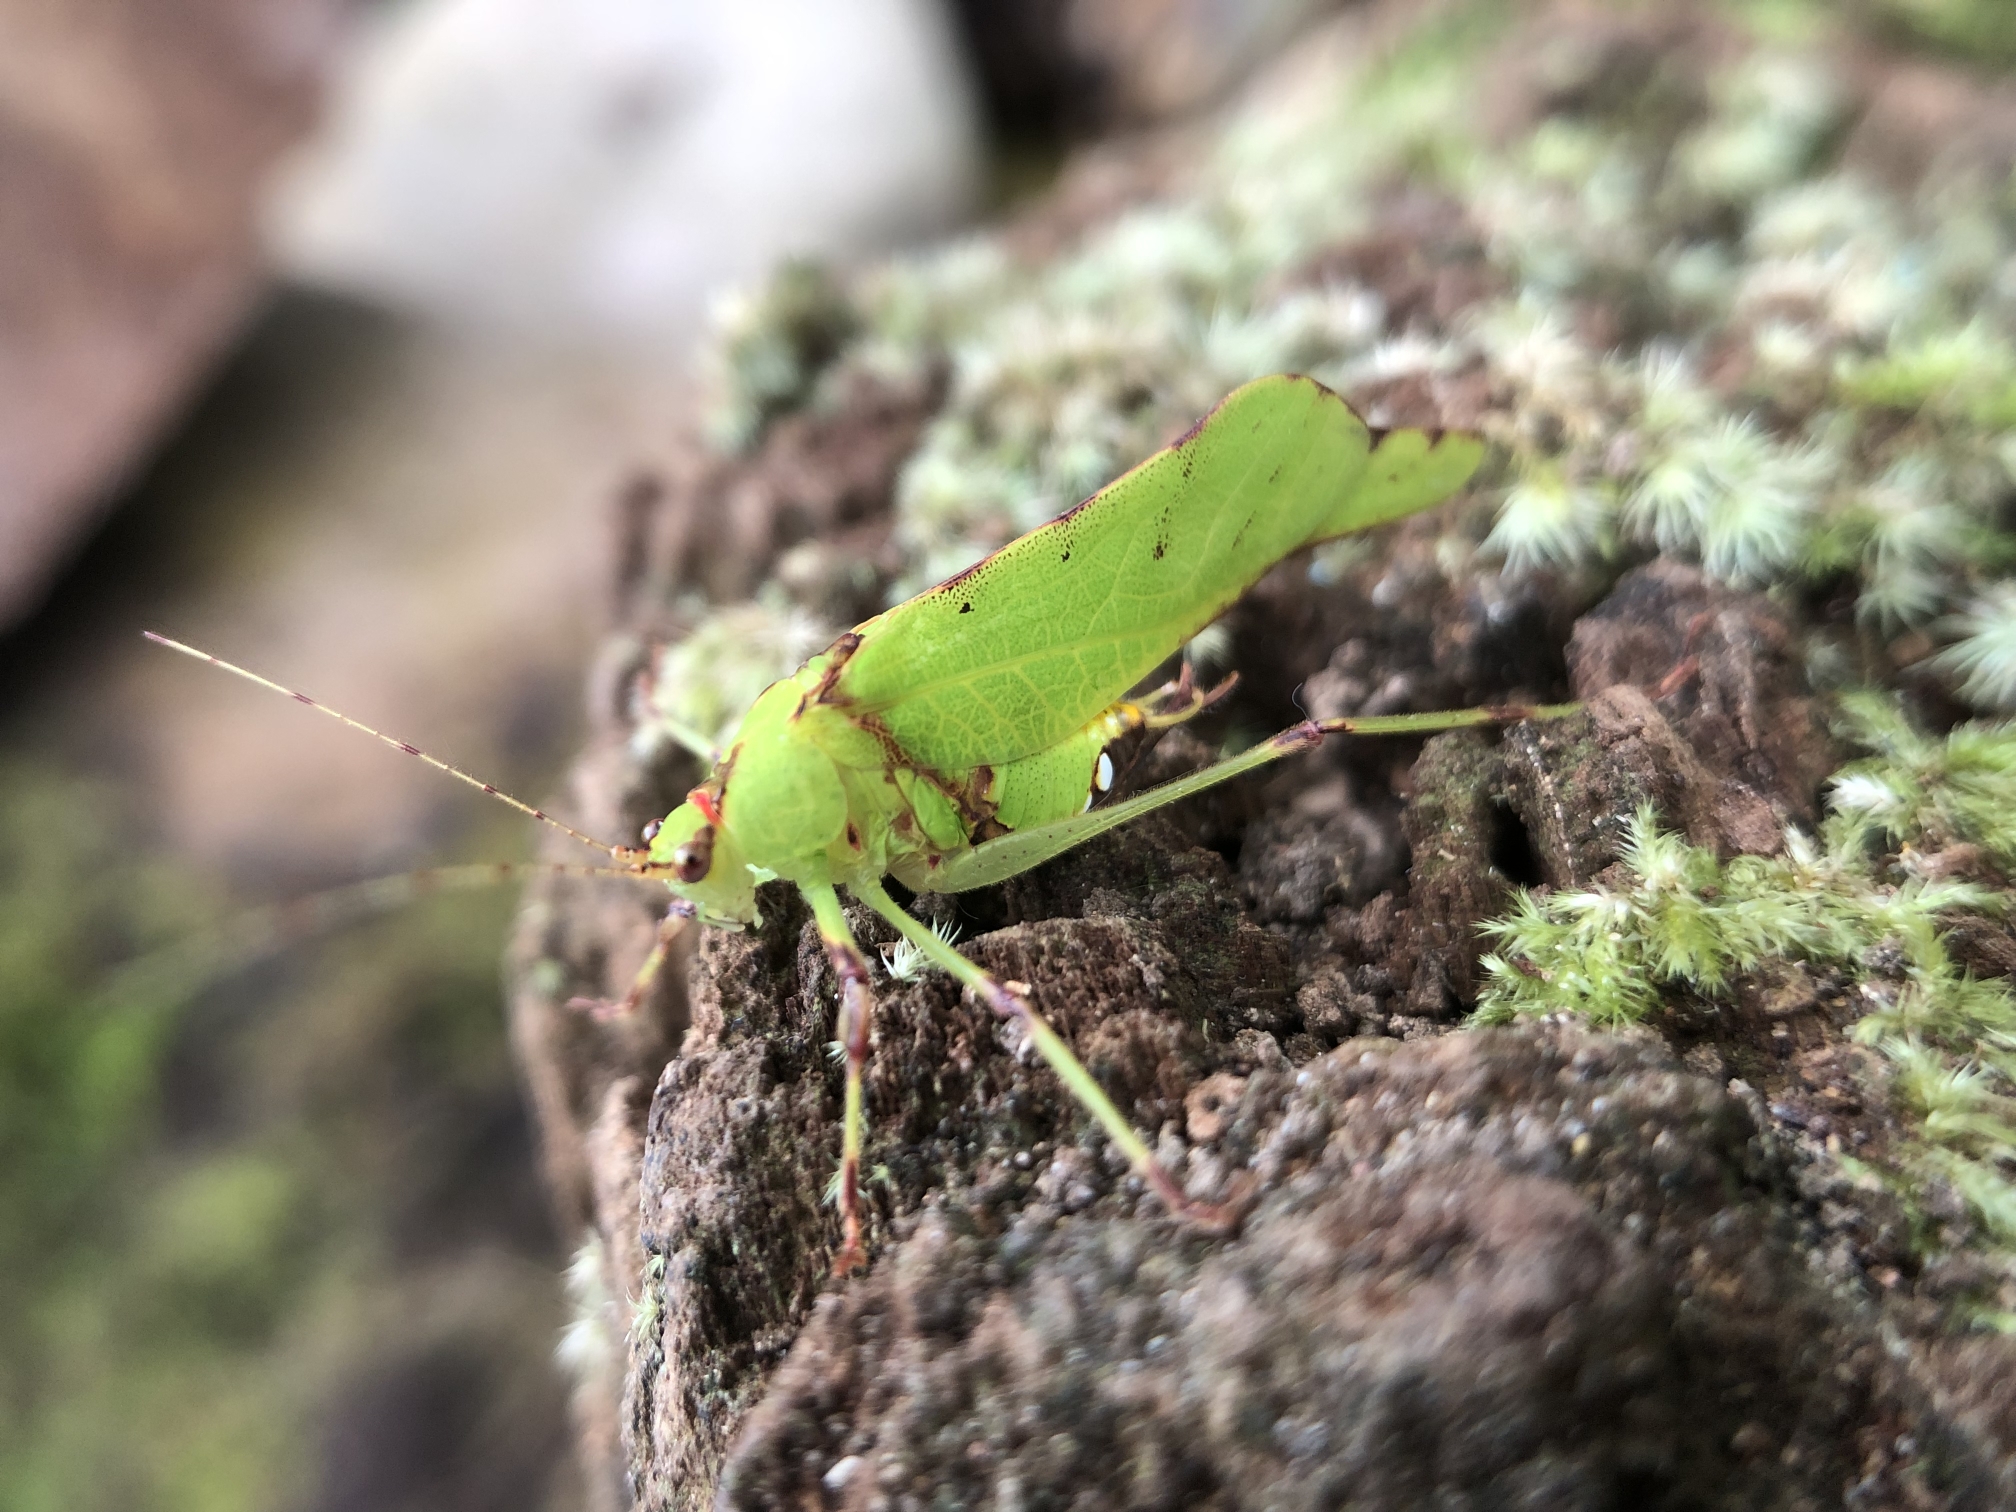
left=506, top=1, right=2016, bottom=1504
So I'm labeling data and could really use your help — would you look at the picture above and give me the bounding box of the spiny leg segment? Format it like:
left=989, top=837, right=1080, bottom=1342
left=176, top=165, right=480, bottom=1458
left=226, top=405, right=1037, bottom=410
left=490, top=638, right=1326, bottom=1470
left=803, top=881, right=878, bottom=1276
left=929, top=701, right=1582, bottom=894
left=857, top=701, right=1583, bottom=1242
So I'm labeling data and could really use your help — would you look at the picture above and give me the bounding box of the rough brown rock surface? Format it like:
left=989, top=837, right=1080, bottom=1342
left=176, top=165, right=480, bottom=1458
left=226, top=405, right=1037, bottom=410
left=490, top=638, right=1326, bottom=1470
left=509, top=441, right=2016, bottom=1504
left=709, top=1027, right=1949, bottom=1511
left=504, top=348, right=2016, bottom=1512
left=499, top=14, right=2016, bottom=1508
left=511, top=534, right=2016, bottom=1507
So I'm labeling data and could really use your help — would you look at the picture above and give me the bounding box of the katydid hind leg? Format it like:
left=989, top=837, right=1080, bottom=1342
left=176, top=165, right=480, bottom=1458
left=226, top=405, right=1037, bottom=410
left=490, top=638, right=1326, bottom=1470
left=850, top=876, right=1243, bottom=1236
left=926, top=701, right=1580, bottom=894
left=801, top=881, right=878, bottom=1276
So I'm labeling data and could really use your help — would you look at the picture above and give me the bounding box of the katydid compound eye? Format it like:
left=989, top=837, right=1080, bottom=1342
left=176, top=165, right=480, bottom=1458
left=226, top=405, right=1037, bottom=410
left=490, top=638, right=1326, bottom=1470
left=640, top=818, right=662, bottom=844
left=672, top=824, right=715, bottom=883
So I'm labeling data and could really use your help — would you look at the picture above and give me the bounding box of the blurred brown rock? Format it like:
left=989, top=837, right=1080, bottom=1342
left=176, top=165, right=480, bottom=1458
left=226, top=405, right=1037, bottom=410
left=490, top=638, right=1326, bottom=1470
left=949, top=0, right=1358, bottom=139
left=0, top=0, right=336, bottom=626
left=1066, top=0, right=1352, bottom=122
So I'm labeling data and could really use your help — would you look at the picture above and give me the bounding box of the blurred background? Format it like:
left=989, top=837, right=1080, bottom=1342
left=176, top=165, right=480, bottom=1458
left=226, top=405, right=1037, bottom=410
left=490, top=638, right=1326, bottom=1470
left=0, top=2, right=1348, bottom=1507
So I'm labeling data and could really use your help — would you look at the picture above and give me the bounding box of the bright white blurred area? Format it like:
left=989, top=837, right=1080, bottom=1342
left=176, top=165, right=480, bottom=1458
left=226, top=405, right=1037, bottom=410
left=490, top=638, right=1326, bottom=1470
left=106, top=0, right=986, bottom=883
left=269, top=0, right=981, bottom=343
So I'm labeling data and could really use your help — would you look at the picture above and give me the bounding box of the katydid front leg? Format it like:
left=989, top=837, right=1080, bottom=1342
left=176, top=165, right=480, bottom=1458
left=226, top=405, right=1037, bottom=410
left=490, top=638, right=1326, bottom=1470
left=850, top=875, right=1240, bottom=1235
left=801, top=881, right=878, bottom=1276
left=925, top=702, right=1579, bottom=893
left=568, top=898, right=696, bottom=1021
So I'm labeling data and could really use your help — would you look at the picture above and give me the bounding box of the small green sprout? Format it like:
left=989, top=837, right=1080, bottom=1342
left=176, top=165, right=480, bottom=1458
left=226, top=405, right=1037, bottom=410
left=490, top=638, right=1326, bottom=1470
left=1835, top=322, right=2016, bottom=429
left=1626, top=418, right=1833, bottom=585
left=1476, top=805, right=1835, bottom=1027
left=1479, top=697, right=2016, bottom=1264
left=629, top=1252, right=667, bottom=1345
left=1936, top=585, right=2016, bottom=711
left=1827, top=692, right=2016, bottom=863
left=879, top=916, right=961, bottom=983
left=1483, top=465, right=1614, bottom=576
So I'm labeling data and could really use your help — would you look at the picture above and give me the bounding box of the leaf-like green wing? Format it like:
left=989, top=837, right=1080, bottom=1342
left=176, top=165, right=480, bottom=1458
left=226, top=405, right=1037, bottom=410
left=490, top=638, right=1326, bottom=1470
left=829, top=374, right=1483, bottom=770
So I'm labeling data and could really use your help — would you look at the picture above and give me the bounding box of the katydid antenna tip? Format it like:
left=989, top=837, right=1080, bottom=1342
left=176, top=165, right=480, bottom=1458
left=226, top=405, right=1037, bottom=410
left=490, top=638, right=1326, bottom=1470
left=142, top=628, right=632, bottom=861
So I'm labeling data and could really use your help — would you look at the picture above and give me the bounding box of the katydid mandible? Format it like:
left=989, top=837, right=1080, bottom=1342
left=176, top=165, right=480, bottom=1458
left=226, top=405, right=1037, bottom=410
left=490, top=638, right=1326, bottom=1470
left=151, top=373, right=1574, bottom=1276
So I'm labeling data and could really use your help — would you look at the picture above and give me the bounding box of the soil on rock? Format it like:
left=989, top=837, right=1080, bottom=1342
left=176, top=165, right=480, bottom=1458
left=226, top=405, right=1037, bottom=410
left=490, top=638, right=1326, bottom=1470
left=714, top=1028, right=1946, bottom=1511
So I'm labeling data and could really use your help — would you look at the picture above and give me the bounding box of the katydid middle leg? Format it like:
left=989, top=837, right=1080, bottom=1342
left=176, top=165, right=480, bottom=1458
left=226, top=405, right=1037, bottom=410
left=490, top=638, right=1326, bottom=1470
left=849, top=875, right=1240, bottom=1234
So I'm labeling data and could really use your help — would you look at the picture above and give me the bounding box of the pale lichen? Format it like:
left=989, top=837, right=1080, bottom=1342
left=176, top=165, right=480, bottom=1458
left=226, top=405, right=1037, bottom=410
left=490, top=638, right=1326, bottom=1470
left=697, top=0, right=2016, bottom=710
left=631, top=594, right=834, bottom=766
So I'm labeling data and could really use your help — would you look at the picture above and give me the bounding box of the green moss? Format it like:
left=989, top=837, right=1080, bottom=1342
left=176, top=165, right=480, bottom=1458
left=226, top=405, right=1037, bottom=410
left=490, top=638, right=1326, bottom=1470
left=635, top=594, right=835, bottom=765
left=703, top=1, right=1510, bottom=601
left=703, top=259, right=861, bottom=453
left=0, top=761, right=291, bottom=1511
left=1827, top=692, right=2016, bottom=866
left=1836, top=323, right=2016, bottom=428
left=0, top=752, right=553, bottom=1509
left=1478, top=700, right=2016, bottom=1285
left=138, top=1153, right=307, bottom=1345
left=631, top=1251, right=668, bottom=1344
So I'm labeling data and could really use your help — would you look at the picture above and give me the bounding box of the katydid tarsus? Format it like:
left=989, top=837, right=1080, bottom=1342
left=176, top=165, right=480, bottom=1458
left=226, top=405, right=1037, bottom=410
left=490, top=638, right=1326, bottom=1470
left=150, top=373, right=1575, bottom=1276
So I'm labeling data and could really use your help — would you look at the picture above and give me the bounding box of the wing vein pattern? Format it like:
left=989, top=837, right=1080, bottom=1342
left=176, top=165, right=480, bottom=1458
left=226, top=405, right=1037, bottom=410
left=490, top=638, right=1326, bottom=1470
left=827, top=375, right=1482, bottom=771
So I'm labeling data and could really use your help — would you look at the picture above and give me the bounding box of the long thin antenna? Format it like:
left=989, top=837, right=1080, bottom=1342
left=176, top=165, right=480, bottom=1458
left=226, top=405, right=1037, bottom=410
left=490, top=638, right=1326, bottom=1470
left=144, top=632, right=634, bottom=861
left=96, top=859, right=687, bottom=1022
left=205, top=861, right=680, bottom=965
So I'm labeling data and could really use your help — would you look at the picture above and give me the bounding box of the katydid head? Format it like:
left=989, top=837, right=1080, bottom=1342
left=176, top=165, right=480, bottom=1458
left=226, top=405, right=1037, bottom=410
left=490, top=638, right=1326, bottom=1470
left=646, top=798, right=760, bottom=925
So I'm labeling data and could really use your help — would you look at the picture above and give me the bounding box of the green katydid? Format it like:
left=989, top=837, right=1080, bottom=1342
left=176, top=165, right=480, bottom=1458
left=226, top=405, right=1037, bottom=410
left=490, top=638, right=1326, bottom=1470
left=150, top=373, right=1574, bottom=1276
